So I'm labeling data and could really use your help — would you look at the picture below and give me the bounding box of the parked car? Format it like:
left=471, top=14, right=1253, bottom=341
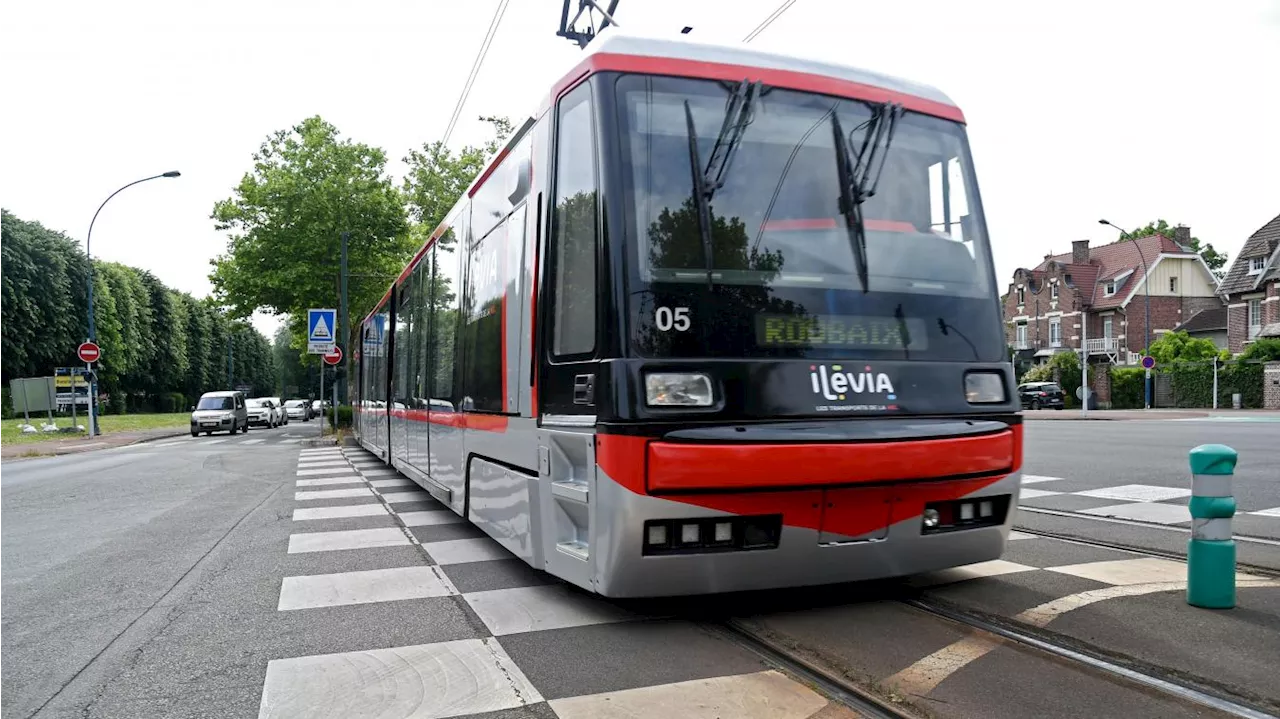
left=1017, top=382, right=1065, bottom=410
left=267, top=397, right=288, bottom=425
left=190, top=391, right=248, bottom=436
left=284, top=399, right=311, bottom=422
left=246, top=398, right=279, bottom=428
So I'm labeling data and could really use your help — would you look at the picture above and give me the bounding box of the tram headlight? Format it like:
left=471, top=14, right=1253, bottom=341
left=964, top=371, right=1007, bottom=404
left=645, top=373, right=713, bottom=407
left=923, top=508, right=940, bottom=528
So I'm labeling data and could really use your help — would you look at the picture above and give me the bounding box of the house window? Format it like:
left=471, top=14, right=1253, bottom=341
left=1016, top=287, right=1025, bottom=305
left=1103, top=316, right=1113, bottom=347
left=1104, top=281, right=1116, bottom=296
left=1249, top=257, right=1266, bottom=274
left=1248, top=298, right=1262, bottom=338
left=1015, top=323, right=1027, bottom=347
left=1169, top=277, right=1177, bottom=293
left=1050, top=283, right=1059, bottom=300
left=1049, top=319, right=1061, bottom=347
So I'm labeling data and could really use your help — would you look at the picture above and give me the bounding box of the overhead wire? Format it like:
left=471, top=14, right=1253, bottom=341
left=742, top=0, right=796, bottom=43
left=442, top=0, right=512, bottom=147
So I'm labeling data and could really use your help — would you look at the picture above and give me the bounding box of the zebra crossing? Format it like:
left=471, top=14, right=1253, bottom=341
left=140, top=433, right=318, bottom=450
left=256, top=445, right=847, bottom=719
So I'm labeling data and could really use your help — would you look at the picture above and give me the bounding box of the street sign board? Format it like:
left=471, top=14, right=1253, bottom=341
left=323, top=346, right=343, bottom=366
left=77, top=341, right=101, bottom=363
left=1141, top=355, right=1156, bottom=370
left=307, top=308, right=338, bottom=354
left=9, top=377, right=58, bottom=413
left=55, top=368, right=90, bottom=408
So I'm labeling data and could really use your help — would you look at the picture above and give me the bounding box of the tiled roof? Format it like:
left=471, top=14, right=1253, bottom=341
left=1033, top=234, right=1183, bottom=309
left=1219, top=213, right=1280, bottom=295
left=1174, top=306, right=1227, bottom=333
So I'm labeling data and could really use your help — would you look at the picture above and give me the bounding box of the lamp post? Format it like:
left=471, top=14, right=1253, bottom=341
left=1099, top=219, right=1151, bottom=409
left=85, top=171, right=181, bottom=435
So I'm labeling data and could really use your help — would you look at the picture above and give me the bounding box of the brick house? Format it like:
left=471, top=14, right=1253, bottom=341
left=1003, top=228, right=1223, bottom=399
left=1218, top=213, right=1280, bottom=353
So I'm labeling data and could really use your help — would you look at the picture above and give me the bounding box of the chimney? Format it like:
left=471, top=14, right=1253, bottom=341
left=1173, top=225, right=1192, bottom=249
left=1072, top=239, right=1090, bottom=264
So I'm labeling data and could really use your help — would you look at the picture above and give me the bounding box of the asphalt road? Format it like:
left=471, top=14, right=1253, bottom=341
left=1, top=426, right=307, bottom=719
left=1022, top=419, right=1280, bottom=540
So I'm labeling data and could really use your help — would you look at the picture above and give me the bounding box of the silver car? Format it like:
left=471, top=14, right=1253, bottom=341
left=284, top=399, right=311, bottom=422
left=190, top=391, right=248, bottom=436
left=266, top=397, right=289, bottom=425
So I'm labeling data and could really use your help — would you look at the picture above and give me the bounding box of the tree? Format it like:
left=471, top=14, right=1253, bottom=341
left=1124, top=219, right=1228, bottom=277
left=210, top=116, right=412, bottom=355
left=1239, top=337, right=1280, bottom=362
left=402, top=116, right=514, bottom=232
left=1147, top=330, right=1220, bottom=365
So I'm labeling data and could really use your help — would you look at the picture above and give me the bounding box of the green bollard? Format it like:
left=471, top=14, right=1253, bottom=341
left=1187, top=444, right=1238, bottom=609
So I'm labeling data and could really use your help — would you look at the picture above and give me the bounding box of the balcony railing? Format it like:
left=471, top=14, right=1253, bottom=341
left=1014, top=340, right=1032, bottom=350
left=1083, top=337, right=1122, bottom=354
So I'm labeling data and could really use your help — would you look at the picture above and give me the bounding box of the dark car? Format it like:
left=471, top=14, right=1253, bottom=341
left=1018, top=382, right=1065, bottom=410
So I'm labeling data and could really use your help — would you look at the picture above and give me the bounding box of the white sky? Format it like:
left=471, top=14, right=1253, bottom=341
left=4, top=0, right=1278, bottom=338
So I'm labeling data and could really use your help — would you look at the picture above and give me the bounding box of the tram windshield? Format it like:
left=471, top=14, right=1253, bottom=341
left=613, top=74, right=1004, bottom=362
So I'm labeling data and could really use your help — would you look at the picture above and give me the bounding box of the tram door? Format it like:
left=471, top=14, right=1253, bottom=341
left=538, top=82, right=600, bottom=418
left=390, top=282, right=411, bottom=466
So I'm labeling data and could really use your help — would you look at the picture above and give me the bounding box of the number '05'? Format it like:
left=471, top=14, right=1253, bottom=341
left=654, top=306, right=691, bottom=332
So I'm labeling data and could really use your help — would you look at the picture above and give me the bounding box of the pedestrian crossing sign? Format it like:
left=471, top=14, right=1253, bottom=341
left=307, top=308, right=337, bottom=354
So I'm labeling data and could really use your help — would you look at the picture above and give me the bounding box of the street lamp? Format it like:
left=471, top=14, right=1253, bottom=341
left=84, top=171, right=181, bottom=435
left=1099, top=218, right=1152, bottom=409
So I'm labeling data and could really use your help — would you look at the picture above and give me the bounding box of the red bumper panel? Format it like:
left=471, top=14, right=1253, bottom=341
left=646, top=430, right=1015, bottom=492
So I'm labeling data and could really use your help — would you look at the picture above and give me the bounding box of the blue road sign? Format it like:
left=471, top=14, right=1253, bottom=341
left=307, top=308, right=338, bottom=354
left=1142, top=355, right=1156, bottom=370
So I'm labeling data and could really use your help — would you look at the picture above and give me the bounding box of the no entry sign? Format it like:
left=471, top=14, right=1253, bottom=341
left=323, top=346, right=343, bottom=366
left=77, top=341, right=101, bottom=363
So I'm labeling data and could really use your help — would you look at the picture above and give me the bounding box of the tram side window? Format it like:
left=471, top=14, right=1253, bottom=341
left=462, top=219, right=508, bottom=412
left=550, top=83, right=598, bottom=358
left=431, top=225, right=464, bottom=408
left=395, top=273, right=414, bottom=409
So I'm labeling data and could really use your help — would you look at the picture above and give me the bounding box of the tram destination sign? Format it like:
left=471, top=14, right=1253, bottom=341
left=756, top=314, right=929, bottom=351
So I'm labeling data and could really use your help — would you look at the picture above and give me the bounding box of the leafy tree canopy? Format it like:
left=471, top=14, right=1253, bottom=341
left=403, top=116, right=514, bottom=233
left=1147, top=330, right=1222, bottom=365
left=210, top=116, right=412, bottom=349
left=1123, top=219, right=1228, bottom=275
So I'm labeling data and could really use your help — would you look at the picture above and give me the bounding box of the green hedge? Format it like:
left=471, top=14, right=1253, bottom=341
left=157, top=392, right=186, bottom=414
left=1161, top=362, right=1264, bottom=409
left=1109, top=367, right=1146, bottom=409
left=328, top=405, right=353, bottom=429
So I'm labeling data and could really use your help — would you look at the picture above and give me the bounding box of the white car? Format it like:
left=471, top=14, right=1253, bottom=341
left=266, top=397, right=289, bottom=425
left=246, top=398, right=278, bottom=428
left=284, top=399, right=311, bottom=422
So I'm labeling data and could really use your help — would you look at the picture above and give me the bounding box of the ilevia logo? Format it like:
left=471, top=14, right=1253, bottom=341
left=809, top=364, right=899, bottom=412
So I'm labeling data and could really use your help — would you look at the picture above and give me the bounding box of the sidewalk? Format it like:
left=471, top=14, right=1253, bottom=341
left=1025, top=408, right=1280, bottom=420
left=1, top=426, right=189, bottom=461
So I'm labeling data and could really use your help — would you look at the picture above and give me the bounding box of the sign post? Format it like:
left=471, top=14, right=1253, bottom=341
left=78, top=341, right=102, bottom=436
left=323, top=347, right=343, bottom=438
left=1141, top=355, right=1156, bottom=409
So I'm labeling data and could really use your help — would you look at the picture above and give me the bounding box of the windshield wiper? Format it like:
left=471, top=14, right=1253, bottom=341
left=682, top=79, right=762, bottom=286
left=831, top=103, right=903, bottom=293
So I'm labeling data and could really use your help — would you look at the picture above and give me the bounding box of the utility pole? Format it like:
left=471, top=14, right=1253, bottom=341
left=340, top=231, right=349, bottom=408
left=227, top=330, right=234, bottom=388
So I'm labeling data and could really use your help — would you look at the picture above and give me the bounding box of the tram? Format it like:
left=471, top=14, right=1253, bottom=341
left=354, top=33, right=1022, bottom=597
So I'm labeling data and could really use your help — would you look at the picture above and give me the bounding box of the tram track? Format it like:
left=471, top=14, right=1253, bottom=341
left=716, top=529, right=1280, bottom=719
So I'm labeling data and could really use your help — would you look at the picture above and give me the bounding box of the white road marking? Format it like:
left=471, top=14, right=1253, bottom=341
left=421, top=538, right=511, bottom=565
left=397, top=510, right=465, bottom=527
left=381, top=491, right=436, bottom=504
left=1021, top=475, right=1064, bottom=484
left=1250, top=507, right=1280, bottom=517
left=1007, top=530, right=1038, bottom=540
left=296, top=468, right=360, bottom=477
left=885, top=634, right=1002, bottom=697
left=295, top=477, right=365, bottom=487
left=463, top=584, right=635, bottom=636
left=1046, top=557, right=1268, bottom=585
left=369, top=478, right=415, bottom=489
left=1017, top=577, right=1280, bottom=627
left=1018, top=488, right=1062, bottom=500
left=906, top=559, right=1037, bottom=588
left=1017, top=506, right=1280, bottom=546
left=1076, top=484, right=1191, bottom=502
left=360, top=469, right=400, bottom=477
left=1079, top=502, right=1190, bottom=525
left=278, top=566, right=453, bottom=610
left=549, top=670, right=829, bottom=719
left=258, top=638, right=541, bottom=718
left=298, top=449, right=342, bottom=457
left=286, top=527, right=410, bottom=554
left=296, top=459, right=349, bottom=467
left=293, top=504, right=389, bottom=521
left=202, top=438, right=227, bottom=445
left=238, top=438, right=265, bottom=445
left=294, top=487, right=374, bottom=501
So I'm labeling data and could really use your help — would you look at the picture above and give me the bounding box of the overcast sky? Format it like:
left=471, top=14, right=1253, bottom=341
left=4, top=0, right=1278, bottom=338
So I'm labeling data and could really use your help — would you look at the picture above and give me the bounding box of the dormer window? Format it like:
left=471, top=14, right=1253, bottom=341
left=1016, top=287, right=1025, bottom=305
left=1050, top=282, right=1059, bottom=300
left=1104, top=281, right=1116, bottom=296
left=1249, top=257, right=1266, bottom=274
